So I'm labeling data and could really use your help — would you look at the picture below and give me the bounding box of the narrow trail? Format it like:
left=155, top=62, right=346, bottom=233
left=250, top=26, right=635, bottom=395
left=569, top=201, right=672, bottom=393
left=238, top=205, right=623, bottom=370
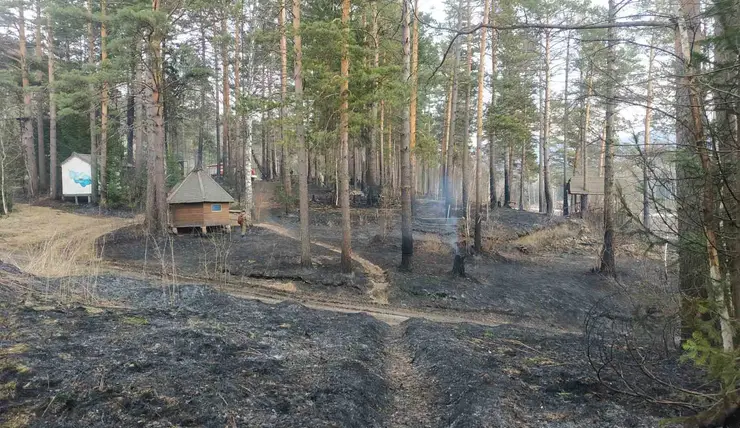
left=105, top=262, right=555, bottom=329
left=257, top=222, right=390, bottom=304
left=385, top=325, right=436, bottom=428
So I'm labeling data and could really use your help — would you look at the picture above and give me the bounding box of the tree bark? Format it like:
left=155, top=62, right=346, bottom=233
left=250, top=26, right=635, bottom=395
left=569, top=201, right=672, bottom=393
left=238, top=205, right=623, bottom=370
left=0, top=130, right=7, bottom=214
left=504, top=143, right=511, bottom=206
left=446, top=47, right=460, bottom=213
left=519, top=139, right=525, bottom=211
left=409, top=0, right=419, bottom=203
left=339, top=0, right=352, bottom=272
left=440, top=78, right=452, bottom=201
left=474, top=0, right=490, bottom=252
left=221, top=17, right=230, bottom=178
left=99, top=0, right=109, bottom=206
left=279, top=0, right=291, bottom=196
left=366, top=0, right=380, bottom=204
left=146, top=0, right=167, bottom=235
left=599, top=0, right=616, bottom=276
left=543, top=30, right=553, bottom=215
left=643, top=42, right=655, bottom=230
left=87, top=0, right=97, bottom=204
left=294, top=0, right=310, bottom=266
left=47, top=11, right=58, bottom=199
left=215, top=42, right=221, bottom=177
left=462, top=0, right=472, bottom=212
left=676, top=0, right=733, bottom=350
left=35, top=0, right=46, bottom=193
left=235, top=8, right=243, bottom=201
left=400, top=0, right=413, bottom=270
left=488, top=0, right=498, bottom=209
left=19, top=2, right=38, bottom=197
left=562, top=35, right=570, bottom=216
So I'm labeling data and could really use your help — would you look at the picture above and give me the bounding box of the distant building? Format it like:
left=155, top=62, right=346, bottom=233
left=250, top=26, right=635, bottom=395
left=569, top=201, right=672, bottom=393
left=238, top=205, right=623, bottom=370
left=167, top=168, right=234, bottom=233
left=61, top=152, right=93, bottom=204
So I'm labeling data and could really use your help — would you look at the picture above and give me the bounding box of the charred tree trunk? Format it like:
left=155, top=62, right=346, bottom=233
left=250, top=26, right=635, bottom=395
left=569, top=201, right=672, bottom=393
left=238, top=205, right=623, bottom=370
left=599, top=0, right=616, bottom=276
left=400, top=0, right=413, bottom=270
left=294, top=0, right=311, bottom=266
left=473, top=0, right=490, bottom=252
left=339, top=0, right=353, bottom=272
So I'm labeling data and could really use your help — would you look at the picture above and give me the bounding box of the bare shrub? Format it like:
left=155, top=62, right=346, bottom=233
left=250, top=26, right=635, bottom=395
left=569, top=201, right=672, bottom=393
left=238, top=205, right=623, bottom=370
left=195, top=230, right=233, bottom=284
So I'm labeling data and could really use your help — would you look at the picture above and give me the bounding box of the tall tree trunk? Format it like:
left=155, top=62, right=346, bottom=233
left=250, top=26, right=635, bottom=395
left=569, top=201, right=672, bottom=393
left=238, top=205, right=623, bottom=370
left=446, top=47, right=460, bottom=213
left=380, top=100, right=385, bottom=187
left=519, top=140, right=525, bottom=211
left=676, top=0, right=734, bottom=351
left=35, top=0, right=46, bottom=193
left=400, top=0, right=413, bottom=270
left=462, top=0, right=472, bottom=212
left=714, top=0, right=740, bottom=325
left=87, top=0, right=97, bottom=204
left=198, top=26, right=206, bottom=168
left=488, top=0, right=497, bottom=209
left=599, top=0, right=616, bottom=276
left=221, top=17, right=230, bottom=178
left=215, top=42, right=221, bottom=176
left=409, top=0, right=419, bottom=203
left=440, top=78, right=452, bottom=200
left=580, top=66, right=593, bottom=215
left=543, top=30, right=553, bottom=215
left=19, top=3, right=38, bottom=197
left=538, top=67, right=544, bottom=213
left=504, top=143, right=511, bottom=206
left=367, top=0, right=380, bottom=204
left=294, top=0, right=310, bottom=266
left=0, top=130, right=7, bottom=214
left=473, top=0, right=490, bottom=252
left=643, top=42, right=654, bottom=229
left=339, top=0, right=352, bottom=272
left=47, top=11, right=58, bottom=199
left=279, top=0, right=291, bottom=196
left=147, top=0, right=167, bottom=234
left=235, top=8, right=243, bottom=200
left=99, top=0, right=108, bottom=206
left=134, top=42, right=147, bottom=196
left=562, top=35, right=570, bottom=216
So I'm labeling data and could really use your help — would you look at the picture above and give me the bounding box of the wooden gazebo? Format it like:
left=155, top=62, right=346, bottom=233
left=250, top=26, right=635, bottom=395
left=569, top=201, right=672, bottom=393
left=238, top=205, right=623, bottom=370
left=167, top=169, right=234, bottom=234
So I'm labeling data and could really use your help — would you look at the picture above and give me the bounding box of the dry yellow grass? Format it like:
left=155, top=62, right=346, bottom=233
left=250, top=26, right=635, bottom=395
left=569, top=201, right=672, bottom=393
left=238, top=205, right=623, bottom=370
left=0, top=204, right=138, bottom=278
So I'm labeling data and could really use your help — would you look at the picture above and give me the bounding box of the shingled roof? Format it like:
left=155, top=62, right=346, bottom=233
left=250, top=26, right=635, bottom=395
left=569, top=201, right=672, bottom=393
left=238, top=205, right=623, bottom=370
left=167, top=169, right=234, bottom=204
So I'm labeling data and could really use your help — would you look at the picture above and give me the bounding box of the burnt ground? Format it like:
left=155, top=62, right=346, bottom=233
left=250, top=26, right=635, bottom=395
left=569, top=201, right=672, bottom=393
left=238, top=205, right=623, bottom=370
left=101, top=202, right=670, bottom=331
left=0, top=202, right=701, bottom=427
left=102, top=224, right=371, bottom=301
left=1, top=269, right=693, bottom=427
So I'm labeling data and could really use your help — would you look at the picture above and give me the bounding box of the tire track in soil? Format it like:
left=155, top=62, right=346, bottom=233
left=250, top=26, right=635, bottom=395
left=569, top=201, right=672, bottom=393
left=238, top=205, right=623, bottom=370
left=385, top=324, right=436, bottom=428
left=257, top=222, right=390, bottom=304
left=105, top=261, right=570, bottom=330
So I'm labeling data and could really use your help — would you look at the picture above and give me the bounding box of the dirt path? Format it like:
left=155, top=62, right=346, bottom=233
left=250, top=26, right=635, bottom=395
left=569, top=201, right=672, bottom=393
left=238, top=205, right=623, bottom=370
left=103, top=262, right=575, bottom=333
left=258, top=222, right=390, bottom=304
left=385, top=325, right=436, bottom=427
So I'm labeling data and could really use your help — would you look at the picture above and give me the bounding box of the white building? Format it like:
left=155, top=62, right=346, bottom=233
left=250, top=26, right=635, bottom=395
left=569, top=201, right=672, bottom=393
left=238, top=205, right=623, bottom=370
left=61, top=152, right=93, bottom=204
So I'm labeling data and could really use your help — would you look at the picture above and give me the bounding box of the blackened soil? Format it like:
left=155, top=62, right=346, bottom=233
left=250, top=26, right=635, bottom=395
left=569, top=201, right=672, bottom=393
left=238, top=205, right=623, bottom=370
left=102, top=225, right=370, bottom=298
left=402, top=319, right=687, bottom=427
left=0, top=273, right=692, bottom=427
left=1, top=277, right=389, bottom=427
